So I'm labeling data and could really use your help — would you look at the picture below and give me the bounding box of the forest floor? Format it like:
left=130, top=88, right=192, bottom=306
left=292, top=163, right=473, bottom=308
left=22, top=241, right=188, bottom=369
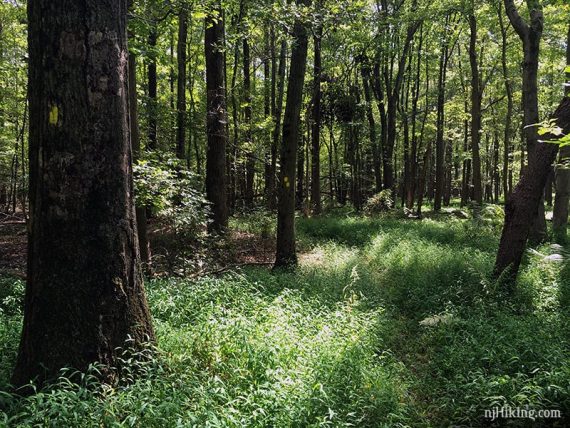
left=1, top=210, right=569, bottom=426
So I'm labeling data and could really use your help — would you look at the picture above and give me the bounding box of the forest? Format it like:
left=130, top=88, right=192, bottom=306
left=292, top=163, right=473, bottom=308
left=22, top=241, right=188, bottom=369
left=0, top=0, right=569, bottom=426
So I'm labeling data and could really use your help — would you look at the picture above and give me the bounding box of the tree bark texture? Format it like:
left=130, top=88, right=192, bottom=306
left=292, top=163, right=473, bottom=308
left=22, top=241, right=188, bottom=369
left=13, top=0, right=155, bottom=388
left=495, top=97, right=570, bottom=281
left=275, top=0, right=310, bottom=268
left=205, top=3, right=229, bottom=231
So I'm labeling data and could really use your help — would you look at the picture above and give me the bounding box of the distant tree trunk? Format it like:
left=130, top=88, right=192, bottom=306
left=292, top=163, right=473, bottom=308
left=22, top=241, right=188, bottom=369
left=417, top=140, right=433, bottom=218
left=264, top=27, right=273, bottom=209
left=552, top=25, right=570, bottom=239
left=469, top=14, right=483, bottom=206
left=243, top=36, right=255, bottom=209
left=297, top=131, right=305, bottom=210
left=372, top=63, right=386, bottom=190
left=13, top=0, right=155, bottom=388
left=311, top=27, right=323, bottom=215
left=407, top=26, right=423, bottom=209
left=176, top=9, right=188, bottom=161
left=434, top=16, right=451, bottom=211
left=268, top=38, right=287, bottom=211
left=147, top=26, right=158, bottom=150
left=384, top=22, right=420, bottom=192
left=228, top=3, right=244, bottom=213
left=205, top=3, right=229, bottom=231
left=498, top=4, right=513, bottom=200
left=361, top=62, right=381, bottom=194
left=495, top=97, right=570, bottom=282
left=503, top=0, right=546, bottom=243
left=444, top=134, right=453, bottom=206
left=275, top=0, right=310, bottom=268
left=128, top=18, right=151, bottom=272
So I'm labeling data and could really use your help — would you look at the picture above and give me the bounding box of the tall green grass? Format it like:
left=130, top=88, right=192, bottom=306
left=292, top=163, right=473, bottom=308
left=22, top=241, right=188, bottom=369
left=1, top=213, right=568, bottom=426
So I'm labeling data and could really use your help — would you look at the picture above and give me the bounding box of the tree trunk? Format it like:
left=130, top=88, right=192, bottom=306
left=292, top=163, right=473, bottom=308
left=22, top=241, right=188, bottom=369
left=275, top=0, right=310, bottom=268
left=128, top=17, right=151, bottom=273
left=205, top=3, right=229, bottom=231
left=361, top=63, right=381, bottom=194
left=268, top=39, right=287, bottom=211
left=407, top=27, right=423, bottom=209
left=503, top=0, right=545, bottom=243
left=311, top=27, right=322, bottom=215
left=147, top=26, right=158, bottom=151
left=264, top=27, right=273, bottom=209
left=498, top=4, right=513, bottom=200
left=13, top=0, right=155, bottom=388
left=469, top=14, right=483, bottom=206
left=243, top=36, right=255, bottom=209
left=495, top=97, right=570, bottom=282
left=176, top=9, right=188, bottom=161
left=434, top=17, right=450, bottom=211
left=383, top=21, right=420, bottom=192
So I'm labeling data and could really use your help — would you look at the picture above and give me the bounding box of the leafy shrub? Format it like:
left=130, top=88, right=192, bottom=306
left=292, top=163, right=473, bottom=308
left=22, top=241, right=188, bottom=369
left=134, top=156, right=210, bottom=239
left=0, top=276, right=24, bottom=317
left=364, top=190, right=393, bottom=215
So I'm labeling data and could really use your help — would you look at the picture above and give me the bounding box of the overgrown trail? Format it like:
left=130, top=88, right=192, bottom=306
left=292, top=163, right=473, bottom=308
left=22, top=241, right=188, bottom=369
left=1, top=215, right=569, bottom=426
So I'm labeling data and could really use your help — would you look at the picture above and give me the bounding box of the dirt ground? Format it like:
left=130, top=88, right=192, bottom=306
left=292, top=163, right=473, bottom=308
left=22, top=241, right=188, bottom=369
left=0, top=217, right=276, bottom=280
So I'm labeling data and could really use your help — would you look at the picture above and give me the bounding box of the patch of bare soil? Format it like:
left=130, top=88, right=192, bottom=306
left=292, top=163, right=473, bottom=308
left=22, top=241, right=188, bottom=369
left=0, top=217, right=280, bottom=280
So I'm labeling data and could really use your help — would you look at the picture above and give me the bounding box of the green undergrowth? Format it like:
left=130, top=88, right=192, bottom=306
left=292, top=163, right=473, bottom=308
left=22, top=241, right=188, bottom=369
left=1, top=213, right=569, bottom=426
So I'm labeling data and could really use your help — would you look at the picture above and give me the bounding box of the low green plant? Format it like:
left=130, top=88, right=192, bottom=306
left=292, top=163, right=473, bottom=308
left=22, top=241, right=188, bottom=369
left=363, top=190, right=394, bottom=215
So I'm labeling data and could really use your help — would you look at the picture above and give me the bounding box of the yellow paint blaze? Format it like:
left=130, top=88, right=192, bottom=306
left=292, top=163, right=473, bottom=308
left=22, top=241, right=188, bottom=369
left=49, top=105, right=59, bottom=126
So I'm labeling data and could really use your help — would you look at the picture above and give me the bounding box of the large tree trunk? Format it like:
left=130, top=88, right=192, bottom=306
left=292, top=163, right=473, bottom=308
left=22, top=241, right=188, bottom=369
left=13, top=0, right=155, bottom=388
left=495, top=97, right=570, bottom=282
left=205, top=3, right=229, bottom=231
left=503, top=0, right=545, bottom=243
left=176, top=9, right=188, bottom=161
left=275, top=0, right=310, bottom=268
left=311, top=27, right=322, bottom=215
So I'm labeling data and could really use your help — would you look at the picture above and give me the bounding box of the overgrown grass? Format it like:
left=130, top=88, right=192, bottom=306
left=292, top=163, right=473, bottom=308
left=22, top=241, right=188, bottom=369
left=1, top=213, right=569, bottom=426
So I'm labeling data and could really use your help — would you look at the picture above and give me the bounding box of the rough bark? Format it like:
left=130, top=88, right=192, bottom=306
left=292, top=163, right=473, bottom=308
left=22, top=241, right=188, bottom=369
left=205, top=3, right=229, bottom=231
left=13, top=0, right=155, bottom=388
left=495, top=97, right=570, bottom=282
left=275, top=0, right=310, bottom=268
left=503, top=0, right=545, bottom=242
